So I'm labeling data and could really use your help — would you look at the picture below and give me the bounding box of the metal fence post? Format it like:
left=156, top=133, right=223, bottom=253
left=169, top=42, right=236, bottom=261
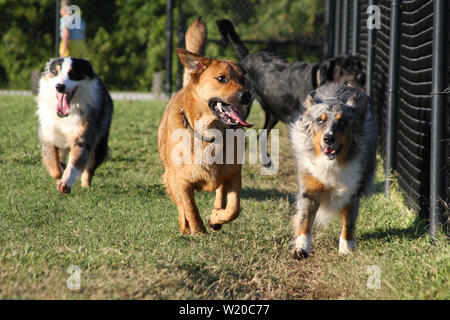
left=352, top=0, right=360, bottom=55
left=341, top=0, right=349, bottom=54
left=176, top=0, right=184, bottom=91
left=55, top=0, right=60, bottom=57
left=384, top=0, right=401, bottom=197
left=430, top=0, right=449, bottom=238
left=334, top=0, right=342, bottom=56
left=365, top=0, right=376, bottom=94
left=325, top=0, right=336, bottom=58
left=165, top=0, right=174, bottom=96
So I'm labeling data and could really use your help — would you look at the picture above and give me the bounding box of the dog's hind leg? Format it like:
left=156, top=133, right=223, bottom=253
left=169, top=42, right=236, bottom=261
left=169, top=177, right=205, bottom=234
left=41, top=142, right=63, bottom=180
left=163, top=172, right=190, bottom=234
left=208, top=171, right=241, bottom=230
left=81, top=135, right=108, bottom=188
left=81, top=149, right=96, bottom=188
left=291, top=195, right=319, bottom=260
left=339, top=197, right=359, bottom=254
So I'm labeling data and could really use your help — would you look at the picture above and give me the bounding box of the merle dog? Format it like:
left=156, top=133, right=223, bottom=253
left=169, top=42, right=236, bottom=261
left=216, top=19, right=365, bottom=163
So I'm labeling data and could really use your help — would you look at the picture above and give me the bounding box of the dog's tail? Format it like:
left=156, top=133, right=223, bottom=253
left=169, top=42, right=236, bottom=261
left=183, top=17, right=207, bottom=87
left=216, top=19, right=249, bottom=60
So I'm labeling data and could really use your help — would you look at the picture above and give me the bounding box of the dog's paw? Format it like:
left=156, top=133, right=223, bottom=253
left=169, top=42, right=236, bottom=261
left=292, top=234, right=311, bottom=260
left=57, top=180, right=71, bottom=194
left=339, top=236, right=355, bottom=255
left=208, top=218, right=222, bottom=231
left=291, top=247, right=309, bottom=260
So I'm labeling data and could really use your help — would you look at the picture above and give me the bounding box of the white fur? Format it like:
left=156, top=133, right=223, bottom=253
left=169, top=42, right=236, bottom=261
left=289, top=119, right=364, bottom=226
left=339, top=236, right=355, bottom=254
left=61, top=161, right=81, bottom=188
left=36, top=57, right=100, bottom=149
left=294, top=233, right=311, bottom=254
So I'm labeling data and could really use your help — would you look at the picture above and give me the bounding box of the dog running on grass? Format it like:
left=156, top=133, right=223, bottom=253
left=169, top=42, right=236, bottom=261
left=37, top=57, right=113, bottom=194
left=158, top=18, right=253, bottom=234
left=216, top=19, right=365, bottom=163
left=289, top=83, right=377, bottom=259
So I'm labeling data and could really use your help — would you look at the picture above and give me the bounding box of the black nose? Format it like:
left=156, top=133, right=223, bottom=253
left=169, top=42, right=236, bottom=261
left=323, top=132, right=335, bottom=144
left=238, top=90, right=251, bottom=104
left=55, top=83, right=65, bottom=93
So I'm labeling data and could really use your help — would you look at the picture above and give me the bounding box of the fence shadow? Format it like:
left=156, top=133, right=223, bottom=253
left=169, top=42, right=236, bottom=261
left=240, top=187, right=296, bottom=203
left=359, top=216, right=429, bottom=241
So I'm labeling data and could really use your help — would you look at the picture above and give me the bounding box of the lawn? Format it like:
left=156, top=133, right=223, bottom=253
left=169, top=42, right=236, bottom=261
left=0, top=94, right=448, bottom=299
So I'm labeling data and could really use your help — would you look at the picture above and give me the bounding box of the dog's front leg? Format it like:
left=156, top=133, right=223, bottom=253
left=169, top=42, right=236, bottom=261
left=291, top=194, right=319, bottom=260
left=176, top=185, right=206, bottom=234
left=58, top=140, right=90, bottom=194
left=41, top=141, right=63, bottom=179
left=339, top=197, right=359, bottom=254
left=208, top=171, right=241, bottom=230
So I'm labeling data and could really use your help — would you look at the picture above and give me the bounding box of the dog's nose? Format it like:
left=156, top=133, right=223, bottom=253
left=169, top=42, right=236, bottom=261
left=55, top=83, right=65, bottom=93
left=323, top=132, right=335, bottom=144
left=238, top=90, right=251, bottom=104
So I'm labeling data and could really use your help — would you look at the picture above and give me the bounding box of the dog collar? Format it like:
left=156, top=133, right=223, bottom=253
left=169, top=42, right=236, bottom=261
left=180, top=108, right=215, bottom=143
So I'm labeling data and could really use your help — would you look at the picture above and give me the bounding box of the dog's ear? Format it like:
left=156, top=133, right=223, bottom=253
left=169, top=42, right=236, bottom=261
left=304, top=90, right=317, bottom=110
left=304, top=90, right=324, bottom=111
left=177, top=49, right=212, bottom=74
left=346, top=90, right=369, bottom=125
left=318, top=59, right=336, bottom=86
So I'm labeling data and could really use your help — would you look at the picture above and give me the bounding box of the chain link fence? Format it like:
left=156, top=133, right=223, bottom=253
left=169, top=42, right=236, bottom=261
left=333, top=0, right=449, bottom=231
left=0, top=0, right=327, bottom=94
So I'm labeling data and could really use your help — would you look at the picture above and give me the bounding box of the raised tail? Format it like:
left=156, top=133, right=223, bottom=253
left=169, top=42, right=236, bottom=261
left=183, top=17, right=207, bottom=87
left=216, top=19, right=249, bottom=60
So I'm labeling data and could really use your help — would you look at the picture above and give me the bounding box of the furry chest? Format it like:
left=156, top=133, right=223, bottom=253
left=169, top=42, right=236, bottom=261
left=39, top=113, right=83, bottom=148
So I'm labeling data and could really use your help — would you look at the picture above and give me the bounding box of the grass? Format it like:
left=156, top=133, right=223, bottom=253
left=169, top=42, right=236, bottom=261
left=0, top=94, right=448, bottom=299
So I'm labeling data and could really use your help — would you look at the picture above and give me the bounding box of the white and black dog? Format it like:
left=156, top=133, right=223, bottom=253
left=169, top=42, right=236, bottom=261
left=36, top=57, right=113, bottom=194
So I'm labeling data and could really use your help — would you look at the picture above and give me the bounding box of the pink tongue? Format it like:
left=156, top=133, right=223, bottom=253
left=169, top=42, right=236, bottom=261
left=56, top=93, right=71, bottom=116
left=324, top=147, right=336, bottom=155
left=227, top=108, right=254, bottom=127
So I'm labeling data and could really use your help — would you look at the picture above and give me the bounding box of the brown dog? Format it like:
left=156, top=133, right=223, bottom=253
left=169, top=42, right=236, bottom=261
left=158, top=18, right=253, bottom=234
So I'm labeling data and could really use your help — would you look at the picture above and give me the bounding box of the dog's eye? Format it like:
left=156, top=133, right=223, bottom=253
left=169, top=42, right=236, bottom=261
left=51, top=70, right=58, bottom=76
left=338, top=118, right=347, bottom=126
left=316, top=118, right=324, bottom=124
left=216, top=75, right=229, bottom=84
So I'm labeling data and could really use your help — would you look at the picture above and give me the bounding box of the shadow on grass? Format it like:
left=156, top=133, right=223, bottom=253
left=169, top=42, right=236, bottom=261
left=359, top=216, right=429, bottom=241
left=105, top=183, right=167, bottom=198
left=241, top=187, right=295, bottom=203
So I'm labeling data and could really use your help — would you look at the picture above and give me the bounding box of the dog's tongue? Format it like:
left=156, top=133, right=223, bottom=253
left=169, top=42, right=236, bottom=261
left=56, top=92, right=71, bottom=116
left=228, top=108, right=254, bottom=127
left=324, top=147, right=336, bottom=155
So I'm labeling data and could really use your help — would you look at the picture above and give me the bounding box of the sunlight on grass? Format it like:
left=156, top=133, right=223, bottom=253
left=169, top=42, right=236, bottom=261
left=0, top=96, right=448, bottom=299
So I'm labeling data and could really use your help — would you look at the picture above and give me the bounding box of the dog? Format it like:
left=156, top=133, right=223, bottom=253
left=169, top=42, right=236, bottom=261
left=158, top=18, right=253, bottom=234
left=216, top=19, right=365, bottom=161
left=289, top=82, right=377, bottom=259
left=36, top=57, right=113, bottom=194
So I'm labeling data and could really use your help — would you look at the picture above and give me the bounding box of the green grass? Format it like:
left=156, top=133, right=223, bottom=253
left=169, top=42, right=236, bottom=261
left=0, top=95, right=448, bottom=299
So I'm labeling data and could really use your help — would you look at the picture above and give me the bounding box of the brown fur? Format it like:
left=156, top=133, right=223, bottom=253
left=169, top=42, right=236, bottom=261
left=158, top=18, right=247, bottom=234
left=301, top=173, right=326, bottom=195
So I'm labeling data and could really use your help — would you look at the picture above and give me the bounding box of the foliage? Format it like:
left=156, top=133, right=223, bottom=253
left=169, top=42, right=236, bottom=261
left=0, top=0, right=325, bottom=91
